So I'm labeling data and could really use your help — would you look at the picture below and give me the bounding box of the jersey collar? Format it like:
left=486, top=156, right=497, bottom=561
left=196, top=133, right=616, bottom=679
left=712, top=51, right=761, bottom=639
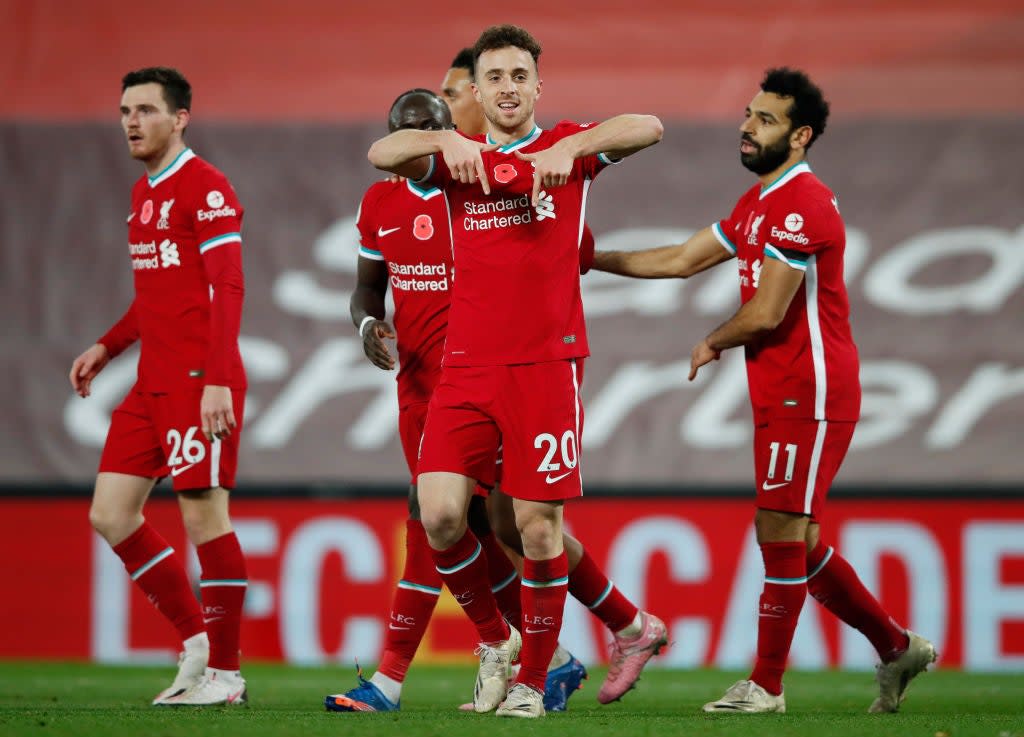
left=406, top=178, right=442, bottom=200
left=486, top=126, right=543, bottom=153
left=147, top=148, right=196, bottom=188
left=759, top=160, right=811, bottom=200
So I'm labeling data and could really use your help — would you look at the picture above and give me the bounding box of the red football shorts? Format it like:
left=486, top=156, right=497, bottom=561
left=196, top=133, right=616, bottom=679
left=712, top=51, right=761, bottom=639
left=754, top=419, right=855, bottom=520
left=399, top=399, right=496, bottom=493
left=99, top=387, right=245, bottom=491
left=418, top=359, right=584, bottom=502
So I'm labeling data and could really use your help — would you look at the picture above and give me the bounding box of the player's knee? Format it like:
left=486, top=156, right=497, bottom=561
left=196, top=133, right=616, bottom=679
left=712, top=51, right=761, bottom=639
left=517, top=515, right=560, bottom=558
left=88, top=501, right=138, bottom=543
left=179, top=502, right=229, bottom=545
left=419, top=505, right=463, bottom=548
left=87, top=503, right=110, bottom=536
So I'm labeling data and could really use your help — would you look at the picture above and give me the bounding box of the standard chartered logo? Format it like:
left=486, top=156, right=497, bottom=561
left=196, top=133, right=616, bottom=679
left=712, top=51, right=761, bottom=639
left=535, top=190, right=556, bottom=220
left=461, top=190, right=557, bottom=230
left=129, top=239, right=180, bottom=270
left=159, top=239, right=181, bottom=268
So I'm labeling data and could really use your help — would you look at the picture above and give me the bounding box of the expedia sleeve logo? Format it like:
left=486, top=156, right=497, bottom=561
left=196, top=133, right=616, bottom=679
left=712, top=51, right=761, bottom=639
left=197, top=190, right=237, bottom=221
left=769, top=225, right=810, bottom=245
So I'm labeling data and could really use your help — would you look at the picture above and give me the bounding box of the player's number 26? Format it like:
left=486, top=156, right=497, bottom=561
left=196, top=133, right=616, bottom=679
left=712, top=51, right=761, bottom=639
left=167, top=426, right=207, bottom=467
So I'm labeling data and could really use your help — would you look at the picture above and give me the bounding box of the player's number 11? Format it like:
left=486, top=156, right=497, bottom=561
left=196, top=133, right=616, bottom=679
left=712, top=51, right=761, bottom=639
left=767, top=441, right=797, bottom=481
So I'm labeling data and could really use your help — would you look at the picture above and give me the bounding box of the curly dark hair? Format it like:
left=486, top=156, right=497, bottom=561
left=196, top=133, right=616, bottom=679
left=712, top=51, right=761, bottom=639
left=121, top=67, right=191, bottom=112
left=471, top=25, right=542, bottom=74
left=760, top=67, right=829, bottom=149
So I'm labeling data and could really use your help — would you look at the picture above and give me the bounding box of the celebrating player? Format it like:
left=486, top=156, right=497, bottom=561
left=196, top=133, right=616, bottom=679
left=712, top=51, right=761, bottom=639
left=325, top=88, right=535, bottom=713
left=440, top=46, right=662, bottom=710
left=69, top=67, right=249, bottom=707
left=592, top=68, right=935, bottom=714
left=368, top=26, right=663, bottom=717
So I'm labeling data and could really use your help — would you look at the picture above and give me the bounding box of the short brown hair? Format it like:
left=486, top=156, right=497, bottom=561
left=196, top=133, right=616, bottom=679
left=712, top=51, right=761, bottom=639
left=122, top=67, right=191, bottom=112
left=472, top=25, right=542, bottom=74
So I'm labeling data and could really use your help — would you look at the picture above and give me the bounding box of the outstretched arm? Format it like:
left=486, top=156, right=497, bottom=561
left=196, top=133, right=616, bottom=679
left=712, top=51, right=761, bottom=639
left=515, top=114, right=663, bottom=204
left=592, top=227, right=733, bottom=279
left=558, top=114, right=664, bottom=161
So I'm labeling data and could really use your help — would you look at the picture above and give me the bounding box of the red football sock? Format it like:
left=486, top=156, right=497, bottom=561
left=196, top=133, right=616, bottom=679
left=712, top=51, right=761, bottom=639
left=479, top=531, right=522, bottom=627
left=806, top=540, right=909, bottom=662
left=517, top=554, right=569, bottom=693
left=112, top=522, right=204, bottom=643
left=378, top=520, right=444, bottom=682
left=568, top=549, right=638, bottom=633
left=749, top=541, right=807, bottom=695
left=197, top=532, right=247, bottom=671
left=432, top=530, right=509, bottom=644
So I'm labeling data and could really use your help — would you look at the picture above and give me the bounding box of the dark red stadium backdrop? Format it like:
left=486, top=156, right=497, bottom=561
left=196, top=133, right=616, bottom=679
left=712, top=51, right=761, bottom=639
left=3, top=497, right=1022, bottom=669
left=4, top=1, right=1022, bottom=122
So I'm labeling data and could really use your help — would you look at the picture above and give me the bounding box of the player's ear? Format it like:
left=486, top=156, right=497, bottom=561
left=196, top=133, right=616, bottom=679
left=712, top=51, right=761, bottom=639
left=472, top=82, right=482, bottom=104
left=175, top=108, right=191, bottom=134
left=791, top=125, right=812, bottom=151
left=535, top=78, right=542, bottom=99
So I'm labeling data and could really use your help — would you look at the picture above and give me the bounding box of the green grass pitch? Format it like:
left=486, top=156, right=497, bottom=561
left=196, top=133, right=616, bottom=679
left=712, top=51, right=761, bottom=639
left=0, top=662, right=1021, bottom=737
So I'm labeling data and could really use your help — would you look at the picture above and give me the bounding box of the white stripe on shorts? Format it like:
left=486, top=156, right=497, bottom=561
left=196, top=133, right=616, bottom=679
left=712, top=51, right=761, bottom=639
left=570, top=359, right=582, bottom=494
left=803, top=421, right=828, bottom=514
left=210, top=436, right=221, bottom=489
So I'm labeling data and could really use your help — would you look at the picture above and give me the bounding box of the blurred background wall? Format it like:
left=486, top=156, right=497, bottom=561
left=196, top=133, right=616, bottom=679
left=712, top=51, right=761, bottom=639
left=1, top=0, right=1022, bottom=669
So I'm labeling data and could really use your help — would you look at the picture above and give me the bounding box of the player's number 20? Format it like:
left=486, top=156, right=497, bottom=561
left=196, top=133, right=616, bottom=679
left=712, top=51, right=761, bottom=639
left=534, top=430, right=578, bottom=473
left=167, top=426, right=207, bottom=467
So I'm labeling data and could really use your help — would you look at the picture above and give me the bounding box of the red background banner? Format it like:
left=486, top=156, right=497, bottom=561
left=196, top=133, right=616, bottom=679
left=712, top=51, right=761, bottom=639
left=4, top=496, right=1022, bottom=670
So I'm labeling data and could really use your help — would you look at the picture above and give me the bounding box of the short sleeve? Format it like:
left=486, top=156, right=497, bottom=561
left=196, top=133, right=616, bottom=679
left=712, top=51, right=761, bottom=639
left=549, top=120, right=616, bottom=182
left=711, top=196, right=749, bottom=256
left=194, top=168, right=244, bottom=255
left=356, top=186, right=384, bottom=261
left=763, top=196, right=839, bottom=272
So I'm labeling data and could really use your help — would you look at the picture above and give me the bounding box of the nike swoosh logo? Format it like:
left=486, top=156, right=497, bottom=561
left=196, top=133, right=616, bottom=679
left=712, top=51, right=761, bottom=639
left=126, top=212, right=135, bottom=222
left=203, top=616, right=223, bottom=623
left=377, top=226, right=400, bottom=237
left=524, top=627, right=549, bottom=634
left=761, top=481, right=790, bottom=491
left=388, top=624, right=411, bottom=630
left=545, top=471, right=573, bottom=484
left=170, top=463, right=196, bottom=477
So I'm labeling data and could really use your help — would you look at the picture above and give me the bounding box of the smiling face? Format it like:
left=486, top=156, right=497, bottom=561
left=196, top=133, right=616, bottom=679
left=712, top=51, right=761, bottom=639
left=739, top=90, right=807, bottom=177
left=120, top=82, right=188, bottom=166
left=472, top=46, right=541, bottom=138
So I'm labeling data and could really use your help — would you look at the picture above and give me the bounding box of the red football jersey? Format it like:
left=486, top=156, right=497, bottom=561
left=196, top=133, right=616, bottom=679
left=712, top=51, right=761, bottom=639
left=357, top=178, right=452, bottom=408
left=123, top=149, right=246, bottom=391
left=420, top=121, right=614, bottom=366
left=711, top=162, right=860, bottom=424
